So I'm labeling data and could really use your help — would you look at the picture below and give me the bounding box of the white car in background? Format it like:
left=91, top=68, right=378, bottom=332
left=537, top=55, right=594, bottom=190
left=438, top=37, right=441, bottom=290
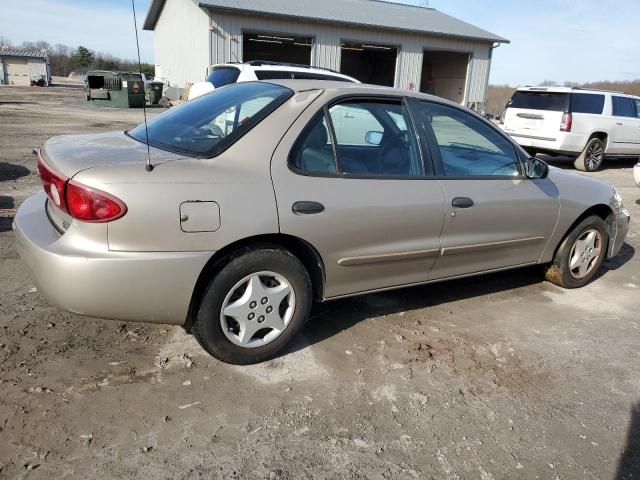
left=502, top=87, right=640, bottom=171
left=188, top=61, right=359, bottom=100
left=634, top=161, right=640, bottom=187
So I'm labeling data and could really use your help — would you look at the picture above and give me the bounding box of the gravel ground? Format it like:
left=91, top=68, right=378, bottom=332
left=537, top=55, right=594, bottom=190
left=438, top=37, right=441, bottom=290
left=0, top=86, right=639, bottom=480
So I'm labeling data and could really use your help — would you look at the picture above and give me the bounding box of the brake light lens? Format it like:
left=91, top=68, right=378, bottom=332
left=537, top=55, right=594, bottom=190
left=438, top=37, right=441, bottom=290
left=66, top=181, right=127, bottom=222
left=37, top=152, right=127, bottom=222
left=38, top=154, right=68, bottom=211
left=560, top=112, right=572, bottom=132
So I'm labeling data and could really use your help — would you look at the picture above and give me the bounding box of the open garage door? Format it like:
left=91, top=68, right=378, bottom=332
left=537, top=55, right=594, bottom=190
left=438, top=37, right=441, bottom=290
left=420, top=50, right=469, bottom=104
left=4, top=58, right=29, bottom=86
left=243, top=32, right=312, bottom=65
left=340, top=42, right=397, bottom=87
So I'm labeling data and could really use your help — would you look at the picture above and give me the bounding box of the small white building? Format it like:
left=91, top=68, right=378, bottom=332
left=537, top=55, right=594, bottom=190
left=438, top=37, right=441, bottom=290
left=144, top=0, right=508, bottom=110
left=0, top=49, right=50, bottom=86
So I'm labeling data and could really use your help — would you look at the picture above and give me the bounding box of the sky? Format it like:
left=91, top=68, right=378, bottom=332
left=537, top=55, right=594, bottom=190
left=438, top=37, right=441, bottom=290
left=1, top=0, right=639, bottom=86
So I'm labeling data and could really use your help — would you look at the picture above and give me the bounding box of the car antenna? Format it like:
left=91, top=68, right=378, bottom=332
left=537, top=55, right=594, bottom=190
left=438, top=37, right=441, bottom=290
left=131, top=0, right=153, bottom=172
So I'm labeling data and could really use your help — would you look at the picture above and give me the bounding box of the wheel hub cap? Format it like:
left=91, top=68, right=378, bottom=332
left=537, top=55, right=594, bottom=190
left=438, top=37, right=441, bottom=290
left=220, top=271, right=295, bottom=348
left=568, top=228, right=602, bottom=279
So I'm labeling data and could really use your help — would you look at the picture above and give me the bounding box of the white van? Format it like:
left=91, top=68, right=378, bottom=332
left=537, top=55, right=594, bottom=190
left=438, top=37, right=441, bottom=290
left=502, top=87, right=640, bottom=171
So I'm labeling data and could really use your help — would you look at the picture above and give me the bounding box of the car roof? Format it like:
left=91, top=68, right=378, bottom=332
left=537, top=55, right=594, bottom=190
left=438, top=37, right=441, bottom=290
left=516, top=86, right=638, bottom=98
left=265, top=79, right=464, bottom=106
left=216, top=62, right=357, bottom=81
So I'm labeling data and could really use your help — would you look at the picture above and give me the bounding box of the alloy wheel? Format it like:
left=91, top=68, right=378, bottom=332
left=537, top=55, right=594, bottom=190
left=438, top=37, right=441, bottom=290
left=568, top=228, right=602, bottom=279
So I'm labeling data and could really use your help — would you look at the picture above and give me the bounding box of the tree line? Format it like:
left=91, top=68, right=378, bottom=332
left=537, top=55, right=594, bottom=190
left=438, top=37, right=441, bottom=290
left=0, top=38, right=154, bottom=78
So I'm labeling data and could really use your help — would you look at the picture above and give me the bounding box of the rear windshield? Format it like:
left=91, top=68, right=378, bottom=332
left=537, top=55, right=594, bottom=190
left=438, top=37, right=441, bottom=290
left=207, top=66, right=241, bottom=88
left=128, top=82, right=292, bottom=157
left=254, top=70, right=354, bottom=82
left=507, top=91, right=569, bottom=111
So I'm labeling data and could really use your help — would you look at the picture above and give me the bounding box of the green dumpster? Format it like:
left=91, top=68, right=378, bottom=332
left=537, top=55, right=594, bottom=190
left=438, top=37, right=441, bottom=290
left=147, top=81, right=164, bottom=105
left=85, top=71, right=146, bottom=108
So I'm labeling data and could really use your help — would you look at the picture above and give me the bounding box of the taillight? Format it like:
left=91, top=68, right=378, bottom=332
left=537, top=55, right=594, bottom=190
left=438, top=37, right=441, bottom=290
left=66, top=181, right=127, bottom=222
left=560, top=112, right=572, bottom=132
left=38, top=154, right=68, bottom=211
left=37, top=151, right=127, bottom=223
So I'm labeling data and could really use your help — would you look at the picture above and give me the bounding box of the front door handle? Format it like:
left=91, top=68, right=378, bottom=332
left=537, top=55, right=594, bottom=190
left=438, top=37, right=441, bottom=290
left=292, top=201, right=325, bottom=215
left=451, top=197, right=474, bottom=208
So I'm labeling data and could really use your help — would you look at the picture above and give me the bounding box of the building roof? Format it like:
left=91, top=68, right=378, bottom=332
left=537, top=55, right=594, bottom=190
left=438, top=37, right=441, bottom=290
left=0, top=48, right=48, bottom=59
left=143, top=0, right=508, bottom=44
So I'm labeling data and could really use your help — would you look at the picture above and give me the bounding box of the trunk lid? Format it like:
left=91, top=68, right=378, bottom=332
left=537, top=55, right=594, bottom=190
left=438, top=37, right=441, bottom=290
left=41, top=131, right=157, bottom=178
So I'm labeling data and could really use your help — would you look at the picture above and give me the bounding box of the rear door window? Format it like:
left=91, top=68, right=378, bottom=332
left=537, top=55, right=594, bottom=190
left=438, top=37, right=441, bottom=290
left=207, top=67, right=241, bottom=87
left=612, top=96, right=637, bottom=117
left=507, top=91, right=569, bottom=111
left=254, top=70, right=294, bottom=80
left=570, top=93, right=604, bottom=114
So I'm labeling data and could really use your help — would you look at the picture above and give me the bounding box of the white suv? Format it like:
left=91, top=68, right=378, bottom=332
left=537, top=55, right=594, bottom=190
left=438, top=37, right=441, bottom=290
left=188, top=61, right=359, bottom=100
left=502, top=87, right=640, bottom=171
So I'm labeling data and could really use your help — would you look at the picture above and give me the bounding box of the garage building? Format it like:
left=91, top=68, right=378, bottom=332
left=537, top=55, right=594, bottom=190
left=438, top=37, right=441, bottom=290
left=143, top=0, right=508, bottom=110
left=0, top=49, right=50, bottom=86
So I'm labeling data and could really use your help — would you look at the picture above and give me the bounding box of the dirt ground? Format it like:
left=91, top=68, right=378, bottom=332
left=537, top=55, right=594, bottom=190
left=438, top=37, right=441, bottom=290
left=1, top=86, right=639, bottom=480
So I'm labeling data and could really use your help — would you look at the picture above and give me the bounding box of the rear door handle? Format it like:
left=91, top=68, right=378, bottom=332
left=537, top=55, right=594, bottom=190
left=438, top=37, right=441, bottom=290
left=616, top=122, right=623, bottom=126
left=292, top=201, right=325, bottom=215
left=451, top=197, right=474, bottom=208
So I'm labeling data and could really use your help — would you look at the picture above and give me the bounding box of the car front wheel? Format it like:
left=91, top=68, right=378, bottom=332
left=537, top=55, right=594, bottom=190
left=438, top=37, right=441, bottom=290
left=544, top=215, right=609, bottom=288
left=192, top=247, right=312, bottom=365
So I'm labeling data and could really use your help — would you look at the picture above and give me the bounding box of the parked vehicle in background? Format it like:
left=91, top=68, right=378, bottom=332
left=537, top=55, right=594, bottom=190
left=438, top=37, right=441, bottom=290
left=14, top=80, right=630, bottom=365
left=634, top=161, right=640, bottom=187
left=187, top=61, right=359, bottom=100
left=502, top=87, right=640, bottom=171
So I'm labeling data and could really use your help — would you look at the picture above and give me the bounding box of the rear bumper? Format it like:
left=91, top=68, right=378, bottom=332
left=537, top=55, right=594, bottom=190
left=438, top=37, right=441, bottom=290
left=505, top=130, right=586, bottom=155
left=13, top=192, right=212, bottom=325
left=609, top=207, right=631, bottom=258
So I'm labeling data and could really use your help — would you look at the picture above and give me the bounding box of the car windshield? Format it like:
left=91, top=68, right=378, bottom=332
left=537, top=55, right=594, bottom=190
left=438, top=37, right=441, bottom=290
left=128, top=82, right=292, bottom=157
left=207, top=66, right=241, bottom=87
left=507, top=91, right=570, bottom=111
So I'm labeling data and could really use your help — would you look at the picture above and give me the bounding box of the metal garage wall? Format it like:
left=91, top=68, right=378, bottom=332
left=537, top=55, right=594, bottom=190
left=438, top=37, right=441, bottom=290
left=153, top=0, right=210, bottom=87
left=27, top=59, right=47, bottom=80
left=207, top=9, right=494, bottom=102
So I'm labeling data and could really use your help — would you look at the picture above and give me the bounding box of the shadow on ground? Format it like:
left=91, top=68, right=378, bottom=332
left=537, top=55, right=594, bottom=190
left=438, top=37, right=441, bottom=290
left=616, top=401, right=640, bottom=479
left=541, top=154, right=638, bottom=171
left=0, top=162, right=30, bottom=181
left=285, top=242, right=634, bottom=355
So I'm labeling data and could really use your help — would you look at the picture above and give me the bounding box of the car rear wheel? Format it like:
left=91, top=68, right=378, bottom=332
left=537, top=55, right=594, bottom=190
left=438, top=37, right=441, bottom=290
left=192, top=247, right=312, bottom=364
left=575, top=137, right=605, bottom=172
left=544, top=215, right=608, bottom=288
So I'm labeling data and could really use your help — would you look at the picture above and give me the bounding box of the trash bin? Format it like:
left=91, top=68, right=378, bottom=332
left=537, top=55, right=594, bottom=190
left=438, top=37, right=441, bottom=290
left=148, top=81, right=164, bottom=105
left=85, top=71, right=145, bottom=108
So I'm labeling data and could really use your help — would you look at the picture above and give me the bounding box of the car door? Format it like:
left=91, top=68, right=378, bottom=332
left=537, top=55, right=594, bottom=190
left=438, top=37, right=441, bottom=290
left=413, top=100, right=560, bottom=280
left=610, top=96, right=640, bottom=155
left=270, top=95, right=446, bottom=298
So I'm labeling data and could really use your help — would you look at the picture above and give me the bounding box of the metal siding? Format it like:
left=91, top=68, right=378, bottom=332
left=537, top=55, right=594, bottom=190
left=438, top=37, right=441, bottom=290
left=208, top=9, right=493, bottom=100
left=27, top=59, right=46, bottom=79
left=153, top=0, right=210, bottom=87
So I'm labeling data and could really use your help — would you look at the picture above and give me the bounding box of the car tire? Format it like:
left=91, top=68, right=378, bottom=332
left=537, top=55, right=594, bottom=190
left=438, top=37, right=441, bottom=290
left=544, top=215, right=609, bottom=289
left=575, top=137, right=605, bottom=172
left=192, top=246, right=312, bottom=365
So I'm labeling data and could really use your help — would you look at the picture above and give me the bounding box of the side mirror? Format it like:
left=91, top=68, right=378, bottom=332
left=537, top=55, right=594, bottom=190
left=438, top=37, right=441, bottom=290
left=526, top=157, right=549, bottom=179
left=365, top=131, right=383, bottom=146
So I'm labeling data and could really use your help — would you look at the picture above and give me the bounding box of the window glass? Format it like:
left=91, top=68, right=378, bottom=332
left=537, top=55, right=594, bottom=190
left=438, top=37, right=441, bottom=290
left=612, top=96, right=637, bottom=117
left=254, top=70, right=294, bottom=80
left=329, top=101, right=422, bottom=176
left=128, top=82, right=292, bottom=157
left=419, top=102, right=520, bottom=177
left=570, top=93, right=604, bottom=114
left=635, top=100, right=640, bottom=118
left=507, top=91, right=569, bottom=111
left=207, top=67, right=241, bottom=88
left=290, top=114, right=337, bottom=174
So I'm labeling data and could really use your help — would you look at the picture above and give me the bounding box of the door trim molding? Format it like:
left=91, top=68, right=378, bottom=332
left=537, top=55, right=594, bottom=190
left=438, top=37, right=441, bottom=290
left=338, top=248, right=440, bottom=266
left=441, top=236, right=545, bottom=256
